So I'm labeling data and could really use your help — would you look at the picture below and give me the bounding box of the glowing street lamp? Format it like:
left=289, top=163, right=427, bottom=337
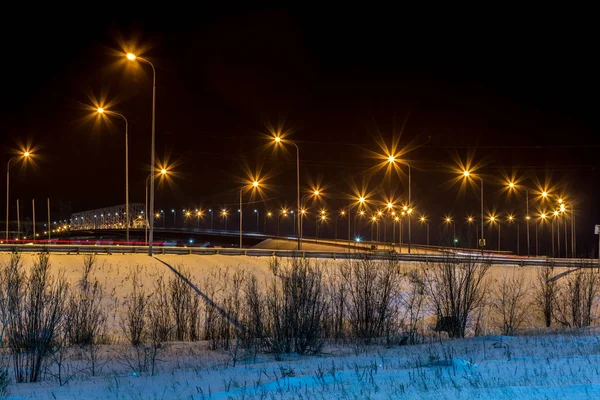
left=239, top=180, right=260, bottom=248
left=6, top=150, right=31, bottom=241
left=419, top=215, right=430, bottom=246
left=97, top=107, right=130, bottom=243
left=507, top=181, right=530, bottom=257
left=126, top=52, right=157, bottom=256
left=273, top=135, right=301, bottom=249
left=300, top=189, right=321, bottom=245
left=444, top=216, right=456, bottom=247
left=462, top=170, right=484, bottom=250
left=488, top=214, right=501, bottom=251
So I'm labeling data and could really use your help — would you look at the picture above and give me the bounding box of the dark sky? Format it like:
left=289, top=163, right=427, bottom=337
left=2, top=8, right=598, bottom=253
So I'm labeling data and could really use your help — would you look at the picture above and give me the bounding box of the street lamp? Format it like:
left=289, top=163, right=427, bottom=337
left=196, top=209, right=204, bottom=229
left=300, top=189, right=321, bottom=246
left=273, top=136, right=301, bottom=250
left=221, top=209, right=228, bottom=230
left=488, top=215, right=501, bottom=251
left=144, top=168, right=168, bottom=244
left=419, top=216, right=429, bottom=246
left=97, top=107, right=130, bottom=243
left=444, top=216, right=456, bottom=247
left=126, top=52, right=157, bottom=256
left=253, top=209, right=259, bottom=232
left=507, top=214, right=519, bottom=254
left=507, top=181, right=530, bottom=256
left=239, top=180, right=260, bottom=248
left=6, top=150, right=30, bottom=241
left=388, top=155, right=413, bottom=252
left=462, top=170, right=484, bottom=251
left=278, top=208, right=288, bottom=237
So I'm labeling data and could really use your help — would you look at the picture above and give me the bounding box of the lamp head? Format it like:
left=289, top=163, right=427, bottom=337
left=274, top=136, right=281, bottom=143
left=463, top=170, right=470, bottom=177
left=388, top=155, right=395, bottom=163
left=23, top=151, right=30, bottom=157
left=126, top=53, right=136, bottom=60
left=252, top=181, right=259, bottom=188
left=97, top=107, right=104, bottom=114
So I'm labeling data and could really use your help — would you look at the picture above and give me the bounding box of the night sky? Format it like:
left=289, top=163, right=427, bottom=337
left=2, top=9, right=598, bottom=253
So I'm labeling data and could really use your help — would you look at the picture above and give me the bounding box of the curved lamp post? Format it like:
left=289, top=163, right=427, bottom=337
left=6, top=151, right=30, bottom=240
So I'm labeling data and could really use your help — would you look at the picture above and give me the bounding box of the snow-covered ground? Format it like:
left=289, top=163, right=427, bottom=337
left=4, top=330, right=600, bottom=399
left=0, top=253, right=592, bottom=399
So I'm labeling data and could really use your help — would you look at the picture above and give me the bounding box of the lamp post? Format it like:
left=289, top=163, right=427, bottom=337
left=488, top=215, right=501, bottom=251
left=445, top=216, right=455, bottom=247
left=97, top=108, right=129, bottom=243
left=265, top=211, right=273, bottom=233
left=278, top=209, right=288, bottom=237
left=126, top=52, right=157, bottom=256
left=239, top=180, right=259, bottom=249
left=467, top=216, right=477, bottom=248
left=538, top=213, right=547, bottom=256
left=254, top=209, right=259, bottom=232
left=463, top=171, right=484, bottom=251
left=6, top=151, right=30, bottom=241
left=221, top=209, right=228, bottom=230
left=300, top=190, right=320, bottom=246
left=420, top=216, right=429, bottom=246
left=274, top=136, right=300, bottom=250
left=196, top=209, right=203, bottom=229
left=507, top=214, right=519, bottom=254
left=209, top=209, right=213, bottom=230
left=337, top=210, right=346, bottom=241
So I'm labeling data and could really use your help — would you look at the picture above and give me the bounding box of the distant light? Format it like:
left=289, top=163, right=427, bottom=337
left=24, top=151, right=30, bottom=157
left=355, top=237, right=361, bottom=242
left=358, top=197, right=365, bottom=203
left=274, top=136, right=282, bottom=143
left=388, top=155, right=395, bottom=163
left=314, top=190, right=320, bottom=196
left=253, top=181, right=259, bottom=187
left=508, top=182, right=515, bottom=188
left=558, top=198, right=563, bottom=204
left=161, top=168, right=167, bottom=175
left=463, top=170, right=470, bottom=177
left=97, top=107, right=104, bottom=114
left=542, top=191, right=548, bottom=198
left=387, top=202, right=393, bottom=209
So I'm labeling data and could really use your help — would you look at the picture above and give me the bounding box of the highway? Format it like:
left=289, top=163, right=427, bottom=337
left=0, top=244, right=597, bottom=268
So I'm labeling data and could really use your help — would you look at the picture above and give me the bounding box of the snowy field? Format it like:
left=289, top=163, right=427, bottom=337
left=4, top=330, right=600, bottom=399
left=0, top=252, right=594, bottom=399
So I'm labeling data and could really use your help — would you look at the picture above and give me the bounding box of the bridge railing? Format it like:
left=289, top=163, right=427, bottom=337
left=0, top=244, right=598, bottom=268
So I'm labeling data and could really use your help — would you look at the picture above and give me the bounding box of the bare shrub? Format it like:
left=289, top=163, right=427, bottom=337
left=340, top=258, right=401, bottom=343
left=65, top=254, right=107, bottom=346
left=491, top=270, right=529, bottom=335
left=533, top=266, right=557, bottom=327
left=145, top=275, right=172, bottom=375
left=224, top=270, right=246, bottom=365
left=323, top=267, right=347, bottom=341
left=119, top=266, right=149, bottom=374
left=5, top=253, right=69, bottom=383
left=239, top=274, right=266, bottom=360
left=168, top=265, right=198, bottom=341
left=120, top=266, right=147, bottom=347
left=265, top=258, right=327, bottom=356
left=425, top=256, right=490, bottom=338
left=400, top=268, right=427, bottom=344
left=555, top=269, right=599, bottom=328
left=201, top=268, right=226, bottom=349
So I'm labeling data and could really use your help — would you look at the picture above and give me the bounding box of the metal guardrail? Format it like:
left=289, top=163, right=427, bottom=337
left=0, top=244, right=598, bottom=268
